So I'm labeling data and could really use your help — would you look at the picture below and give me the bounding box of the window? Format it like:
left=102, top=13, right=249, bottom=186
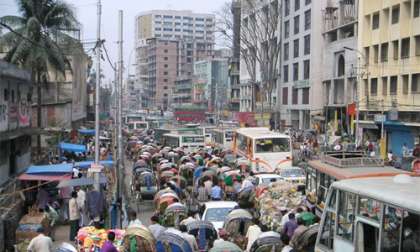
left=319, top=211, right=335, bottom=249
left=371, top=78, right=378, bottom=96
left=372, top=12, right=380, bottom=29
left=163, top=71, right=168, bottom=75
left=413, top=74, right=420, bottom=93
left=364, top=46, right=370, bottom=64
left=164, top=64, right=168, bottom=68
left=337, top=191, right=356, bottom=242
left=163, top=86, right=168, bottom=90
left=284, top=42, right=289, bottom=60
left=285, top=0, right=290, bottom=16
left=415, top=35, right=420, bottom=55
left=382, top=77, right=388, bottom=95
left=164, top=79, right=168, bottom=83
left=292, top=88, right=298, bottom=104
left=415, top=0, right=420, bottom=18
left=304, top=35, right=310, bottom=55
left=293, top=39, right=299, bottom=58
left=164, top=57, right=168, bottom=60
left=393, top=40, right=399, bottom=60
left=283, top=65, right=289, bottom=82
left=303, top=60, right=310, bottom=79
left=337, top=55, right=345, bottom=77
left=284, top=21, right=290, bottom=38
left=295, top=0, right=300, bottom=11
left=401, top=38, right=410, bottom=58
left=155, top=27, right=161, bottom=31
left=302, top=88, right=309, bottom=104
left=305, top=0, right=311, bottom=5
left=373, top=44, right=379, bottom=63
left=392, top=5, right=400, bottom=24
left=390, top=76, right=398, bottom=95
left=364, top=80, right=369, bottom=96
left=293, top=62, right=299, bottom=81
left=381, top=43, right=389, bottom=62
left=294, top=15, right=300, bottom=34
left=403, top=75, right=409, bottom=94
left=381, top=205, right=402, bottom=251
left=304, top=10, right=311, bottom=30
left=164, top=49, right=168, bottom=53
left=282, top=87, right=288, bottom=105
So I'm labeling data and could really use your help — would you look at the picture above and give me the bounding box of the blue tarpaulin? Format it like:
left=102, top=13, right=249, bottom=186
left=58, top=142, right=86, bottom=153
left=25, top=163, right=73, bottom=174
left=74, top=160, right=114, bottom=169
left=78, top=129, right=95, bottom=135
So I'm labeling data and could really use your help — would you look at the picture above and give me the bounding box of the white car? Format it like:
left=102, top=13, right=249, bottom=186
left=201, top=201, right=238, bottom=230
left=253, top=173, right=283, bottom=187
left=277, top=166, right=306, bottom=184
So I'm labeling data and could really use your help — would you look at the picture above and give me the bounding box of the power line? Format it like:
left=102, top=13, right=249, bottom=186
left=102, top=42, right=116, bottom=71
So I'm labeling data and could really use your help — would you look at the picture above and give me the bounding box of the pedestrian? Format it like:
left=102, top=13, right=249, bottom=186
left=27, top=227, right=53, bottom=252
left=87, top=187, right=105, bottom=220
left=127, top=209, right=142, bottom=228
left=179, top=224, right=199, bottom=252
left=280, top=233, right=294, bottom=252
left=245, top=223, right=262, bottom=252
left=210, top=182, right=223, bottom=201
left=282, top=213, right=298, bottom=239
left=75, top=186, right=87, bottom=226
left=290, top=218, right=308, bottom=248
left=43, top=205, right=59, bottom=239
left=196, top=181, right=209, bottom=203
left=100, top=231, right=118, bottom=252
left=203, top=177, right=213, bottom=196
left=180, top=211, right=197, bottom=226
left=402, top=143, right=410, bottom=157
left=148, top=215, right=166, bottom=239
left=69, top=191, right=80, bottom=241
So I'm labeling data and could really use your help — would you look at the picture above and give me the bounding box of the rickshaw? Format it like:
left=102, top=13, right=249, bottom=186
left=250, top=231, right=283, bottom=252
left=137, top=171, right=158, bottom=198
left=155, top=191, right=180, bottom=215
left=289, top=224, right=319, bottom=252
left=179, top=163, right=195, bottom=186
left=163, top=202, right=188, bottom=227
left=223, top=209, right=254, bottom=250
left=209, top=240, right=242, bottom=252
left=156, top=231, right=193, bottom=252
left=123, top=225, right=156, bottom=252
left=186, top=220, right=218, bottom=251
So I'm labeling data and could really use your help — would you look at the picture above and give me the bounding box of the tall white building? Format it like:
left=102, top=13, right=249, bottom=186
left=277, top=0, right=325, bottom=129
left=134, top=10, right=216, bottom=109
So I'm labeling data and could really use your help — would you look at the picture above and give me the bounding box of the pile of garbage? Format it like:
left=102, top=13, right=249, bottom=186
left=256, top=181, right=305, bottom=232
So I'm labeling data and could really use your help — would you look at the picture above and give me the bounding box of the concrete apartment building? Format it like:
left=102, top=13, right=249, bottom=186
left=322, top=0, right=358, bottom=137
left=134, top=10, right=215, bottom=110
left=278, top=0, right=325, bottom=129
left=229, top=0, right=242, bottom=111
left=358, top=0, right=420, bottom=156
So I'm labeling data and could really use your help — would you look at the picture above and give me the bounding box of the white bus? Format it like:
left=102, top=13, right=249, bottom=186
left=127, top=121, right=149, bottom=132
left=316, top=175, right=420, bottom=252
left=212, top=128, right=235, bottom=149
left=232, top=127, right=292, bottom=172
left=162, top=133, right=205, bottom=153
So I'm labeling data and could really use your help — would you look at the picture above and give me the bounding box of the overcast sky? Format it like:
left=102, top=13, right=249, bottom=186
left=0, top=0, right=228, bottom=84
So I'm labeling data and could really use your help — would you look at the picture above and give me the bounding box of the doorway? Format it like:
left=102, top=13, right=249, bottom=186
left=356, top=219, right=380, bottom=252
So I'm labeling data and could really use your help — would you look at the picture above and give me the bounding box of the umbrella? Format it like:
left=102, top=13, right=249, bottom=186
left=57, top=176, right=107, bottom=188
left=209, top=241, right=242, bottom=252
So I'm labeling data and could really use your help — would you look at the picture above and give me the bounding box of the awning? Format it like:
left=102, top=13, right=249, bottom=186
left=78, top=129, right=95, bottom=135
left=58, top=142, right=86, bottom=153
left=56, top=176, right=107, bottom=188
left=18, top=173, right=72, bottom=181
left=74, top=160, right=114, bottom=169
left=25, top=163, right=73, bottom=174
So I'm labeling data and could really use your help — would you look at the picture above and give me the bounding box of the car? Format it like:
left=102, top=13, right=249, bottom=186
left=253, top=173, right=283, bottom=187
left=201, top=201, right=238, bottom=230
left=277, top=166, right=306, bottom=184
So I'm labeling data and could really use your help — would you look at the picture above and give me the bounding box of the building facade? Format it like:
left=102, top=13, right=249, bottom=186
left=358, top=0, right=420, bottom=156
left=322, top=0, right=358, bottom=139
left=229, top=0, right=242, bottom=111
left=277, top=0, right=325, bottom=130
left=134, top=10, right=216, bottom=109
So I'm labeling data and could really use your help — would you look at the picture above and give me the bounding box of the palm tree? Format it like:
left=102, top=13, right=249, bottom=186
left=0, top=0, right=79, bottom=156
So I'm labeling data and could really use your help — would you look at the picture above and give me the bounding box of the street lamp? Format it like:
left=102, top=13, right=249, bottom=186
left=343, top=46, right=368, bottom=147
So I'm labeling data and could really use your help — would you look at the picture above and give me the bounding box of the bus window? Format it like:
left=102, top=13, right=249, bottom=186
left=255, top=138, right=290, bottom=153
left=319, top=211, right=336, bottom=249
left=337, top=191, right=356, bottom=242
left=236, top=134, right=247, bottom=150
left=358, top=197, right=381, bottom=222
left=128, top=124, right=134, bottom=130
left=356, top=220, right=379, bottom=252
left=382, top=205, right=402, bottom=252
left=326, top=188, right=337, bottom=210
left=401, top=211, right=420, bottom=252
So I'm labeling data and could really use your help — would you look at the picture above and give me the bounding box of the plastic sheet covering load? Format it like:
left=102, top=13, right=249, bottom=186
left=256, top=181, right=305, bottom=232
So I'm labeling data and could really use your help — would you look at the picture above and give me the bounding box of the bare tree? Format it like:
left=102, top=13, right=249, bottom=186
left=217, top=0, right=280, bottom=112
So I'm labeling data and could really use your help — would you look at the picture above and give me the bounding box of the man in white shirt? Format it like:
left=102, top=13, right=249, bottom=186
left=203, top=178, right=213, bottom=195
left=148, top=215, right=166, bottom=239
left=27, top=227, right=53, bottom=252
left=127, top=209, right=142, bottom=228
left=75, top=186, right=86, bottom=226
left=245, top=224, right=262, bottom=252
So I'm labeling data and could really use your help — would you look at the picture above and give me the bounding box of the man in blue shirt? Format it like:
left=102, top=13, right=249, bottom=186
left=211, top=183, right=223, bottom=201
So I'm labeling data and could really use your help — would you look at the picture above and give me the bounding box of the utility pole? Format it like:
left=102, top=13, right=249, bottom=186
left=94, top=0, right=102, bottom=190
left=117, top=9, right=124, bottom=227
